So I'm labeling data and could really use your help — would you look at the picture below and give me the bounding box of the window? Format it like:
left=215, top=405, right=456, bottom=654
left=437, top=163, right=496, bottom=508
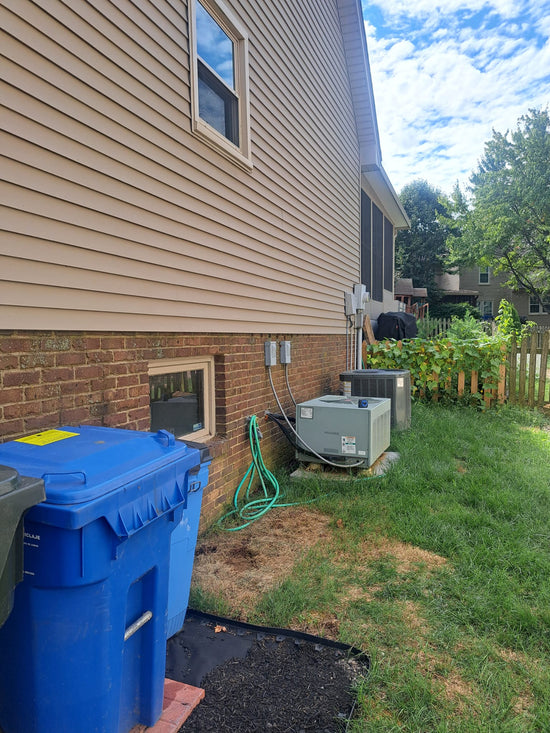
left=479, top=300, right=493, bottom=318
left=189, top=0, right=251, bottom=166
left=360, top=190, right=372, bottom=293
left=478, top=266, right=490, bottom=284
left=383, top=217, right=394, bottom=292
left=148, top=357, right=215, bottom=441
left=529, top=296, right=542, bottom=314
left=372, top=203, right=383, bottom=302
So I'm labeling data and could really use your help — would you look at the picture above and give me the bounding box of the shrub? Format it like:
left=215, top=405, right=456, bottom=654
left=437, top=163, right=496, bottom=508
left=365, top=333, right=507, bottom=406
left=495, top=299, right=534, bottom=340
left=445, top=314, right=490, bottom=341
left=428, top=301, right=481, bottom=320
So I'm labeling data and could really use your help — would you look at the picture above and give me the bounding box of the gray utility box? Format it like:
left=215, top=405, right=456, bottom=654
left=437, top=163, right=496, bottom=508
left=295, top=395, right=391, bottom=467
left=340, top=369, right=411, bottom=430
left=0, top=466, right=45, bottom=628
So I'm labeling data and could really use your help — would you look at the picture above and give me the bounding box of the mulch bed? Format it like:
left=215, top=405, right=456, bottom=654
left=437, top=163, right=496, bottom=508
left=166, top=611, right=369, bottom=732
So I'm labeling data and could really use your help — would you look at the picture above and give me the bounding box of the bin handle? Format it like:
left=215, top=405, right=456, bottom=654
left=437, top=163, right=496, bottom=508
left=42, top=471, right=87, bottom=486
left=124, top=610, right=153, bottom=641
left=154, top=430, right=175, bottom=448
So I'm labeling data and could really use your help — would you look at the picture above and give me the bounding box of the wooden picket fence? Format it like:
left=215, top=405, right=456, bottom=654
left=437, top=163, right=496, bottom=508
left=508, top=331, right=550, bottom=407
left=365, top=330, right=550, bottom=409
left=434, top=331, right=550, bottom=408
left=417, top=316, right=453, bottom=339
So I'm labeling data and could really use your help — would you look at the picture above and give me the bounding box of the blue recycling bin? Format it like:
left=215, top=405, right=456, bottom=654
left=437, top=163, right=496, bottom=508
left=166, top=443, right=211, bottom=638
left=0, top=426, right=200, bottom=733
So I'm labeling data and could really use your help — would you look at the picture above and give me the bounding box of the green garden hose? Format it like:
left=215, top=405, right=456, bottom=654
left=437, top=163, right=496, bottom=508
left=217, top=415, right=323, bottom=531
left=217, top=414, right=380, bottom=531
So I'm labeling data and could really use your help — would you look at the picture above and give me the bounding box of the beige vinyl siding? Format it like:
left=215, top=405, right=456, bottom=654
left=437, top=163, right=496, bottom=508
left=1, top=0, right=361, bottom=333
left=337, top=0, right=380, bottom=165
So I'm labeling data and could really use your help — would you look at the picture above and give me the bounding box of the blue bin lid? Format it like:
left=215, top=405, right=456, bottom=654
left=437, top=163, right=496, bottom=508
left=0, top=426, right=199, bottom=506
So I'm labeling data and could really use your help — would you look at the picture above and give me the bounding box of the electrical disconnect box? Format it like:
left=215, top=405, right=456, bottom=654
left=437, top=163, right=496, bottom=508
left=264, top=341, right=277, bottom=367
left=279, top=341, right=291, bottom=364
left=340, top=369, right=411, bottom=431
left=295, top=395, right=391, bottom=467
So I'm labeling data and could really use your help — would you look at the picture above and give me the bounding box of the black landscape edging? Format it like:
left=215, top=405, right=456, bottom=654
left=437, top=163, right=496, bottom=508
left=186, top=607, right=370, bottom=670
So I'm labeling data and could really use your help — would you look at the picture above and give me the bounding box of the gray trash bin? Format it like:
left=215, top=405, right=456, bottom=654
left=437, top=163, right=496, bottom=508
left=0, top=465, right=45, bottom=627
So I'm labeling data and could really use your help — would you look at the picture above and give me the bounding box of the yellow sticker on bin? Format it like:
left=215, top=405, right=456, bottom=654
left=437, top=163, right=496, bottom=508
left=15, top=429, right=80, bottom=446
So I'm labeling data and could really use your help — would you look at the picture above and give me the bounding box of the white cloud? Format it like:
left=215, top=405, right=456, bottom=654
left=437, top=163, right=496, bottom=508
left=364, top=0, right=550, bottom=194
left=371, top=0, right=526, bottom=21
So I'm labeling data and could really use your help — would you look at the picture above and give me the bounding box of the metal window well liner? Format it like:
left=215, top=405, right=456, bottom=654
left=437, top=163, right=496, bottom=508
left=166, top=609, right=370, bottom=732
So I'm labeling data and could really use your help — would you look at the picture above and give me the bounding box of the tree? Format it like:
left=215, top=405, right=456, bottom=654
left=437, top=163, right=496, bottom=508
left=395, top=180, right=451, bottom=292
left=446, top=108, right=550, bottom=312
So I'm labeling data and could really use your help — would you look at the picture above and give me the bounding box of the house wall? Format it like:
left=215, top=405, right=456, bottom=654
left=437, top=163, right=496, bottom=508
left=0, top=329, right=346, bottom=523
left=0, top=0, right=400, bottom=524
left=437, top=272, right=460, bottom=291
left=1, top=0, right=362, bottom=333
left=460, top=268, right=550, bottom=325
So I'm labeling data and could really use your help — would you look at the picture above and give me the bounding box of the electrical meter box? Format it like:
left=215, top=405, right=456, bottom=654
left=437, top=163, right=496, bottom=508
left=340, top=369, right=411, bottom=430
left=295, top=395, right=391, bottom=467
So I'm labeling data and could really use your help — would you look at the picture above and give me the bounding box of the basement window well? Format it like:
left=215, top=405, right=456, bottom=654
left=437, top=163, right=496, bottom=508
left=148, top=357, right=215, bottom=441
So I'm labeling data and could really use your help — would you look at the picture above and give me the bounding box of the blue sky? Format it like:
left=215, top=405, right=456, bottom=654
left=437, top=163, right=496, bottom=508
left=362, top=0, right=550, bottom=196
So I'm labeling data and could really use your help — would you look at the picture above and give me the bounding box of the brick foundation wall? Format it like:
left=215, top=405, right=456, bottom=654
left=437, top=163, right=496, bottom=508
left=0, top=331, right=347, bottom=525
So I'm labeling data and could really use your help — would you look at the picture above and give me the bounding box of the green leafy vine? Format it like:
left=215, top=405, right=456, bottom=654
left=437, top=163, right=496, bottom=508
left=364, top=332, right=508, bottom=407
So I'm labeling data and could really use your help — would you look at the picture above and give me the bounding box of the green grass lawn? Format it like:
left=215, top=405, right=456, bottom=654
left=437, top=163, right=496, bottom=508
left=192, top=402, right=550, bottom=731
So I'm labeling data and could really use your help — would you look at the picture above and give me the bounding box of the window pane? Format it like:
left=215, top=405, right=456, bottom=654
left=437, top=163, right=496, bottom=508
left=480, top=300, right=493, bottom=317
left=196, top=1, right=235, bottom=88
left=198, top=73, right=227, bottom=137
left=384, top=217, right=393, bottom=292
left=479, top=267, right=489, bottom=284
left=198, top=62, right=239, bottom=145
left=149, top=369, right=204, bottom=437
left=360, top=191, right=371, bottom=293
left=372, top=204, right=383, bottom=302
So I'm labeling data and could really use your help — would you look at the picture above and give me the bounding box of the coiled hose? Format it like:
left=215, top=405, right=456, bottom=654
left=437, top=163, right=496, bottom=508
left=217, top=415, right=324, bottom=531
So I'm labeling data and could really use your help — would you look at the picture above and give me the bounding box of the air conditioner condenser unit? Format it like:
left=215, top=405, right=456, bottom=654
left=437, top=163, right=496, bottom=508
left=340, top=369, right=411, bottom=430
left=295, top=395, right=391, bottom=467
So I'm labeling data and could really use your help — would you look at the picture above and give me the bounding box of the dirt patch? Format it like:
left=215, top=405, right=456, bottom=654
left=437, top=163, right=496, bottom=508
left=441, top=671, right=475, bottom=712
left=400, top=599, right=430, bottom=635
left=415, top=647, right=476, bottom=713
left=355, top=536, right=447, bottom=573
left=192, top=507, right=332, bottom=617
left=329, top=534, right=447, bottom=578
left=193, top=508, right=446, bottom=627
left=495, top=647, right=537, bottom=716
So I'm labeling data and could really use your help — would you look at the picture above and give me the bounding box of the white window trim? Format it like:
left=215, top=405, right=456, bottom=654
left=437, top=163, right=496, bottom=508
left=188, top=0, right=252, bottom=170
left=478, top=266, right=490, bottom=284
left=148, top=356, right=215, bottom=442
left=480, top=300, right=493, bottom=317
left=529, top=297, right=541, bottom=314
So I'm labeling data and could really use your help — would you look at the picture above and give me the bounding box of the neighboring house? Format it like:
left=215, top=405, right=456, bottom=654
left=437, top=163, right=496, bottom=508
left=394, top=278, right=428, bottom=319
left=437, top=268, right=550, bottom=326
left=0, top=0, right=408, bottom=522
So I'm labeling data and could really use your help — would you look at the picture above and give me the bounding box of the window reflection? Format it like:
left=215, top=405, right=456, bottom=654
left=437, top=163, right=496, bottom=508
left=196, top=1, right=235, bottom=89
left=150, top=369, right=204, bottom=437
left=198, top=75, right=227, bottom=137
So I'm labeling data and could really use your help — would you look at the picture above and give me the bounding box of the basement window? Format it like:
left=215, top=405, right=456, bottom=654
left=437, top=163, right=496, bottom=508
left=148, top=357, right=215, bottom=441
left=189, top=0, right=251, bottom=167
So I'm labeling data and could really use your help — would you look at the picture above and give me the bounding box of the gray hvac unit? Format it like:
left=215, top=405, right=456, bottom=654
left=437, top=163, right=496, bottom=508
left=295, top=395, right=391, bottom=467
left=340, top=369, right=411, bottom=430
